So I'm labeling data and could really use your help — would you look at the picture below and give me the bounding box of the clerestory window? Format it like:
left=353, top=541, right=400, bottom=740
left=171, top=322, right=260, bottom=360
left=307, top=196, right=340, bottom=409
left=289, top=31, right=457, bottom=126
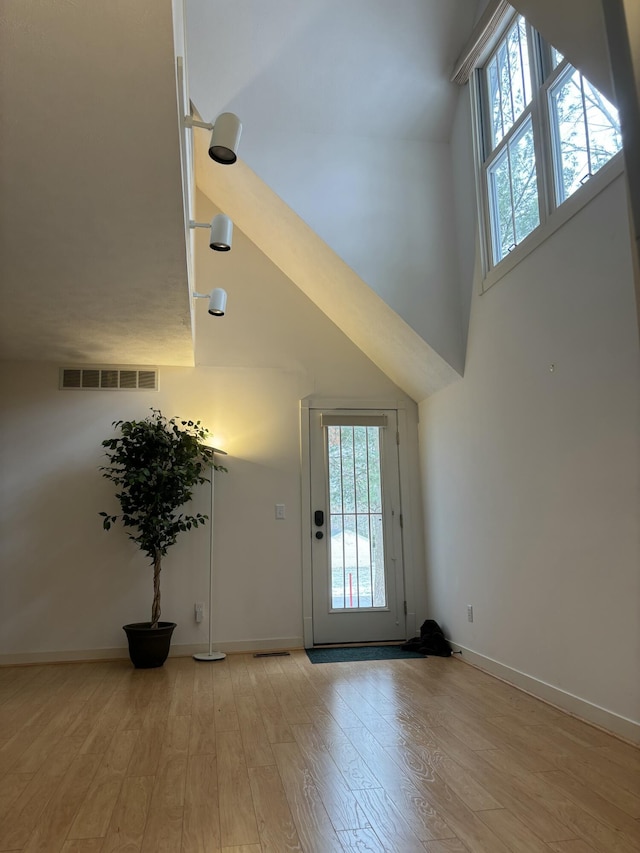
left=475, top=12, right=623, bottom=277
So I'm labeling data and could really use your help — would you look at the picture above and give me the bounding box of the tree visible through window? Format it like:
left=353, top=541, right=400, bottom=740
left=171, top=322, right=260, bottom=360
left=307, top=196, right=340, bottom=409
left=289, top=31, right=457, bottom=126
left=479, top=13, right=622, bottom=269
left=327, top=426, right=386, bottom=610
left=549, top=67, right=622, bottom=204
left=484, top=15, right=539, bottom=263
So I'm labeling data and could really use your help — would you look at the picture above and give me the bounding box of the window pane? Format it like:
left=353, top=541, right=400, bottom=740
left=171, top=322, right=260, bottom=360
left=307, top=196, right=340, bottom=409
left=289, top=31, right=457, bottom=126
left=583, top=78, right=622, bottom=173
left=356, top=513, right=372, bottom=607
left=328, top=427, right=343, bottom=514
left=550, top=67, right=590, bottom=201
left=488, top=148, right=514, bottom=263
left=488, top=58, right=504, bottom=147
left=486, top=15, right=532, bottom=150
left=330, top=513, right=345, bottom=609
left=510, top=119, right=539, bottom=243
left=371, top=513, right=385, bottom=607
left=353, top=426, right=371, bottom=514
left=367, top=428, right=382, bottom=512
left=495, top=42, right=513, bottom=144
left=508, top=17, right=531, bottom=119
left=551, top=47, right=564, bottom=68
left=549, top=66, right=621, bottom=205
left=487, top=116, right=539, bottom=264
left=340, top=427, right=355, bottom=513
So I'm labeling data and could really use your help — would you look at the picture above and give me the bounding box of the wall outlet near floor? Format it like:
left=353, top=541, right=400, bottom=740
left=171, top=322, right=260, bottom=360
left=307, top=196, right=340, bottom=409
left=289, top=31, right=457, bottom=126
left=195, top=602, right=204, bottom=623
left=467, top=604, right=474, bottom=623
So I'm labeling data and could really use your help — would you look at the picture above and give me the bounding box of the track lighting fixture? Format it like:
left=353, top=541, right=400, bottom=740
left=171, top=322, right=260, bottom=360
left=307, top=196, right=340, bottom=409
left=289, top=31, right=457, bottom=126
left=189, top=214, right=233, bottom=251
left=184, top=110, right=241, bottom=319
left=183, top=111, right=243, bottom=164
left=193, top=288, right=227, bottom=317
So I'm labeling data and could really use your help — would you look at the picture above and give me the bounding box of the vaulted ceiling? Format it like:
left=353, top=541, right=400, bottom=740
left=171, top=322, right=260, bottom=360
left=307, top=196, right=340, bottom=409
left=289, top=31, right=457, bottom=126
left=185, top=0, right=479, bottom=398
left=0, top=0, right=616, bottom=398
left=0, top=0, right=194, bottom=366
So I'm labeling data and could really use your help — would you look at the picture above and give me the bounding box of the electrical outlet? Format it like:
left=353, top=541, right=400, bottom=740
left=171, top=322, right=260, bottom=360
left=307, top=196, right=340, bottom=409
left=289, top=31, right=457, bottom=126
left=467, top=604, right=474, bottom=623
left=275, top=503, right=286, bottom=520
left=195, top=602, right=204, bottom=623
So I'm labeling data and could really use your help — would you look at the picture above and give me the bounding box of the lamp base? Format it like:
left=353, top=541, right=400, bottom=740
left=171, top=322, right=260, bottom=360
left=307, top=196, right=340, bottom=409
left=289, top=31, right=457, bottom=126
left=193, top=651, right=226, bottom=661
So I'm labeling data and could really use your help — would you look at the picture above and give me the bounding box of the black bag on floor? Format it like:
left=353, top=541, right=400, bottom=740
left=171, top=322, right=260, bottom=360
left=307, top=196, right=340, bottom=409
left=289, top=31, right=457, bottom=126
left=402, top=619, right=452, bottom=657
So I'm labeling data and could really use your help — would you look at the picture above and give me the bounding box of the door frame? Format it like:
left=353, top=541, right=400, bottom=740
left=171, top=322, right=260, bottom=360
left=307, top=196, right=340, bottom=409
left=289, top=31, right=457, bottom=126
left=300, top=396, right=419, bottom=648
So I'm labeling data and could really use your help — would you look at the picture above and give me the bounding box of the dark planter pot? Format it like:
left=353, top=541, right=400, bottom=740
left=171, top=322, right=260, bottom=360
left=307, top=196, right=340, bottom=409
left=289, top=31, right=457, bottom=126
left=123, top=621, right=176, bottom=669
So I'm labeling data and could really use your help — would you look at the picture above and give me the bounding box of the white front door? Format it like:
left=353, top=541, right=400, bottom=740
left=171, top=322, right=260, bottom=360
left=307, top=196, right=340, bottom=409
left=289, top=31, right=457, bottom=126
left=309, top=409, right=406, bottom=645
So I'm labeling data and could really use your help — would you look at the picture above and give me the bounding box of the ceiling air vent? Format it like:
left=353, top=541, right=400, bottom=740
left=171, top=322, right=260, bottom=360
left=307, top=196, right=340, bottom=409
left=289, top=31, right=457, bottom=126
left=59, top=367, right=159, bottom=391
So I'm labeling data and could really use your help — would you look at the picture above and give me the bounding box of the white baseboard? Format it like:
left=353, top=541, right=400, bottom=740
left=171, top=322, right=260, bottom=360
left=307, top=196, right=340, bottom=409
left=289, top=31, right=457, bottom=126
left=0, top=647, right=130, bottom=666
left=201, top=637, right=304, bottom=654
left=0, top=637, right=304, bottom=667
left=450, top=642, right=640, bottom=746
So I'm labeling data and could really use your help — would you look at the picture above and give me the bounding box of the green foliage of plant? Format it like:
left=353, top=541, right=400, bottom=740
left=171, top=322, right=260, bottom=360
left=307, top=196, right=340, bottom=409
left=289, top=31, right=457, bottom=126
left=99, top=409, right=225, bottom=627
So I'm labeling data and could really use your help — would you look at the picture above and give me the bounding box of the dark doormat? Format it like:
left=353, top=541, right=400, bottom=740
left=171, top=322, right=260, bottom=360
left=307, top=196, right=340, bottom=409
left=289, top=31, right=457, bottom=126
left=306, top=645, right=425, bottom=663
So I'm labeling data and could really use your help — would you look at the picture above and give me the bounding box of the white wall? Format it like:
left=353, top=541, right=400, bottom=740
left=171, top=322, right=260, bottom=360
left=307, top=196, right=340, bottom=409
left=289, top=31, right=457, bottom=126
left=234, top=133, right=465, bottom=374
left=604, top=0, right=640, bottom=305
left=511, top=0, right=613, bottom=99
left=421, top=93, right=640, bottom=734
left=185, top=0, right=471, bottom=375
left=450, top=90, right=478, bottom=349
left=0, top=220, right=424, bottom=662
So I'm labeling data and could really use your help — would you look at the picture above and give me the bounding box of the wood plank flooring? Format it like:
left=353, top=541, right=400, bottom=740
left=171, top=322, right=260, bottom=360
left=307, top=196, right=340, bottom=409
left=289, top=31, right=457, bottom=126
left=0, top=652, right=638, bottom=852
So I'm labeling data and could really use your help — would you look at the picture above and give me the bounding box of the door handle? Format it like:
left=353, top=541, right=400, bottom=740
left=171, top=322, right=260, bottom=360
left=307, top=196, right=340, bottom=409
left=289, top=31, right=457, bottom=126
left=314, top=510, right=324, bottom=527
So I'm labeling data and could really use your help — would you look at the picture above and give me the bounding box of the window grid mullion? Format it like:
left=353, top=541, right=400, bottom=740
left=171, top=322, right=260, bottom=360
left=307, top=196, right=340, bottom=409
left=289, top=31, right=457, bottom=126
left=482, top=103, right=532, bottom=171
left=545, top=56, right=571, bottom=90
left=527, top=25, right=553, bottom=225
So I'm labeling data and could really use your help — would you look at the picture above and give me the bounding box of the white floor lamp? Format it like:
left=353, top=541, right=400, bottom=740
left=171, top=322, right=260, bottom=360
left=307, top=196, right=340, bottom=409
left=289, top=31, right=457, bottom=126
left=194, top=447, right=227, bottom=662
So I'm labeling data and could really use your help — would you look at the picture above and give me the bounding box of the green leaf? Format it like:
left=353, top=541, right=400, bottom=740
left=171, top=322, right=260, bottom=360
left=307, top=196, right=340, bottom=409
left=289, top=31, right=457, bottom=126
left=99, top=408, right=227, bottom=612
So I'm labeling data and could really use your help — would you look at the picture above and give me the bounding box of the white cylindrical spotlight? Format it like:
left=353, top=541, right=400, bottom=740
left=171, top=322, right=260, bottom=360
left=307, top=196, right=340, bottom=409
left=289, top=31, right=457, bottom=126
left=209, top=214, right=233, bottom=251
left=208, top=288, right=227, bottom=316
left=209, top=113, right=242, bottom=164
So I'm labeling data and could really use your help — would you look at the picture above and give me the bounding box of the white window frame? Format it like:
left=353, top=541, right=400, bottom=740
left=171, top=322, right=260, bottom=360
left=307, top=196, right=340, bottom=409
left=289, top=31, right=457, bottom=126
left=471, top=11, right=624, bottom=293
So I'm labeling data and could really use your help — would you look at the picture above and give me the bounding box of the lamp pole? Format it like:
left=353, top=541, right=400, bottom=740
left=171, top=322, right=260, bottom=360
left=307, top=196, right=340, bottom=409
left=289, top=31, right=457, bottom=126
left=193, top=449, right=227, bottom=662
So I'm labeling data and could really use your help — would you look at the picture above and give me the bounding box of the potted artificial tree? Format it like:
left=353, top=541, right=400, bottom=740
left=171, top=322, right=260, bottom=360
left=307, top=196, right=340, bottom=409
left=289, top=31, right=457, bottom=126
left=100, top=409, right=222, bottom=668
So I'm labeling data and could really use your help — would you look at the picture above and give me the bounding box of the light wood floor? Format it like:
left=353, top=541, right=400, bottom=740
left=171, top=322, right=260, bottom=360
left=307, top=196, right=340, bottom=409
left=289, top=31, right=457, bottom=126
left=0, top=652, right=638, bottom=853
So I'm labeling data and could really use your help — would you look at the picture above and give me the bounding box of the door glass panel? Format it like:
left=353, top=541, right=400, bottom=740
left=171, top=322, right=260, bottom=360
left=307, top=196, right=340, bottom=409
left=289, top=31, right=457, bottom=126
left=327, top=425, right=386, bottom=610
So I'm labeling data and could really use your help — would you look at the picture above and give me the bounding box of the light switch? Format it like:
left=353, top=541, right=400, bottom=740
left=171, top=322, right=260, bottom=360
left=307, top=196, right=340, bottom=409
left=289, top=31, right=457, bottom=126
left=275, top=503, right=286, bottom=520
